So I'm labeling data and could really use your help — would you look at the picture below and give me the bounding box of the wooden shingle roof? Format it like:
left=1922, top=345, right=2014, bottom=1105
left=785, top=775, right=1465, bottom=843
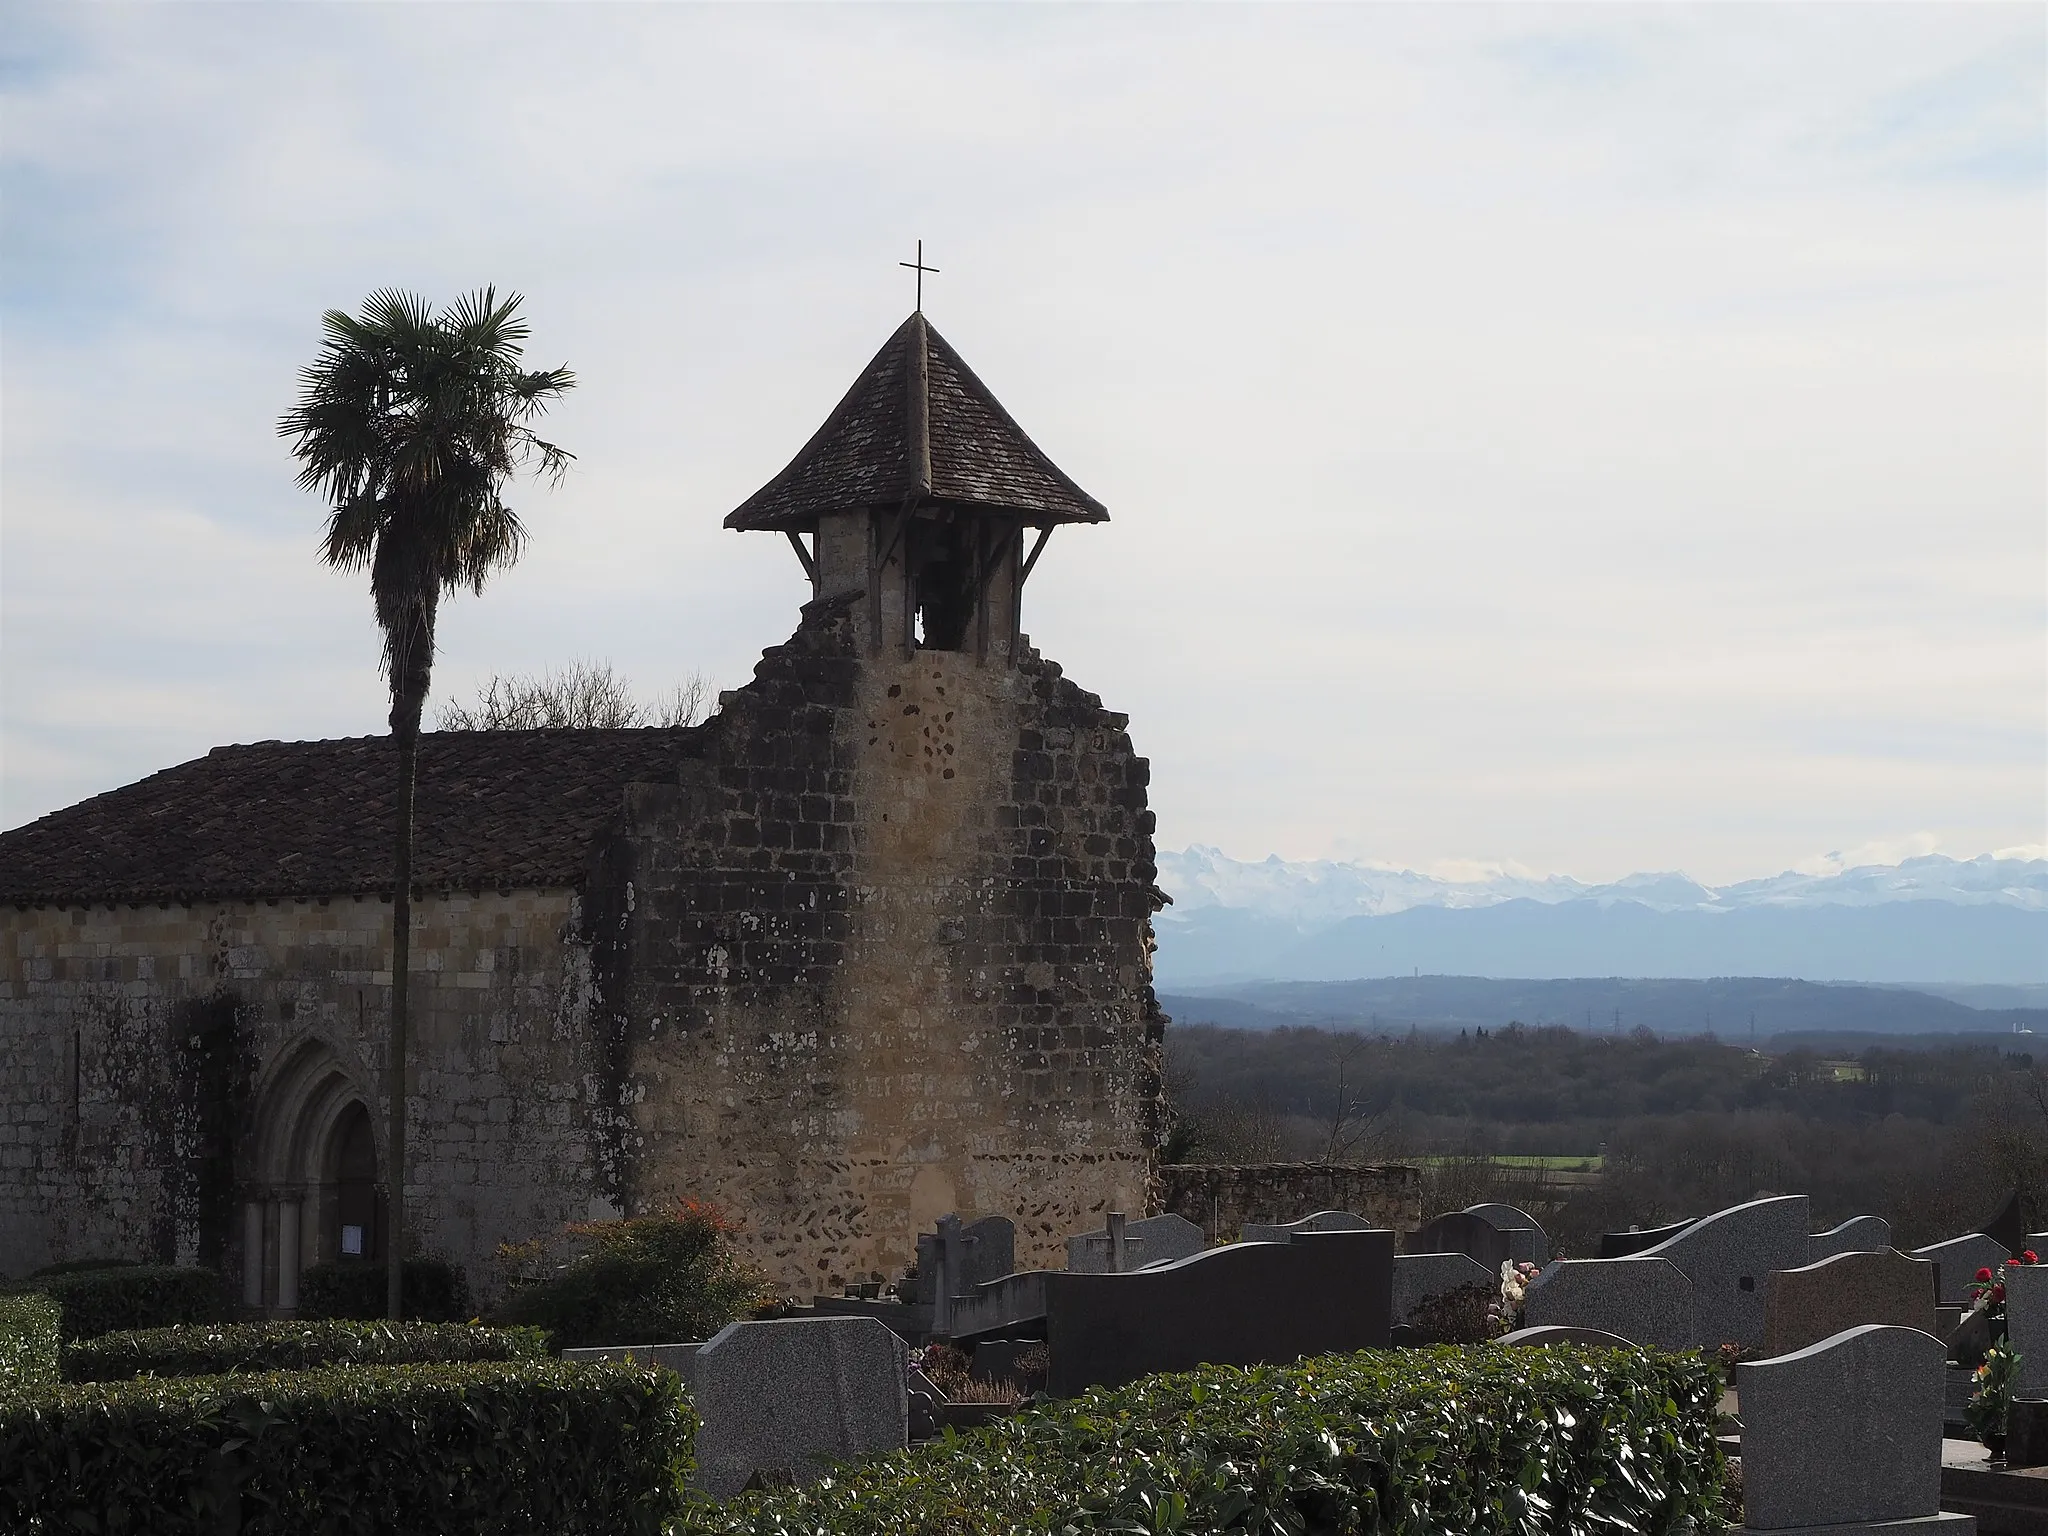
left=725, top=312, right=1108, bottom=532
left=0, top=729, right=701, bottom=906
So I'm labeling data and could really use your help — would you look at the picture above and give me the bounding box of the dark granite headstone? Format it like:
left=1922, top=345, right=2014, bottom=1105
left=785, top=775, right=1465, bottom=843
left=1913, top=1234, right=2010, bottom=1306
left=1978, top=1191, right=2026, bottom=1259
left=1044, top=1229, right=1394, bottom=1396
left=1462, top=1203, right=1549, bottom=1263
left=1240, top=1210, right=1370, bottom=1244
left=1597, top=1218, right=1695, bottom=1259
left=1404, top=1212, right=1511, bottom=1271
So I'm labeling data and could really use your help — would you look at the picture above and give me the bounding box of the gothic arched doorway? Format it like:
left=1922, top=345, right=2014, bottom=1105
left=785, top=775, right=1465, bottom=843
left=325, top=1099, right=384, bottom=1264
left=244, top=1033, right=382, bottom=1313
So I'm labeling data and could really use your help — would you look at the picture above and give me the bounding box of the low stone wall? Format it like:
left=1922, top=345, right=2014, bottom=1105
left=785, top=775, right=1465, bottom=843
left=1159, top=1163, right=1423, bottom=1242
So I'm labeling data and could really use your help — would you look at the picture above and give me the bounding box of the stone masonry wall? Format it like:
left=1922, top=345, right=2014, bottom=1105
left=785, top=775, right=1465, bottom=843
left=1159, top=1162, right=1425, bottom=1243
left=600, top=593, right=1167, bottom=1293
left=0, top=892, right=600, bottom=1294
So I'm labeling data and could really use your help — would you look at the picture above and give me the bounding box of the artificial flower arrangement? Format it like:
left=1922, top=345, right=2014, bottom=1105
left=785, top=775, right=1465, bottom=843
left=1967, top=1336, right=2022, bottom=1456
left=1968, top=1249, right=2041, bottom=1321
left=1487, top=1259, right=1544, bottom=1336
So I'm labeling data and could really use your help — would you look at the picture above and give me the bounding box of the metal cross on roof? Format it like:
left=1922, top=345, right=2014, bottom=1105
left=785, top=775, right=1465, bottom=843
left=898, top=239, right=939, bottom=311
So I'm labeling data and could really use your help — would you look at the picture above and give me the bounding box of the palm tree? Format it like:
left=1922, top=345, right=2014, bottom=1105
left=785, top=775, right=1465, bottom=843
left=280, top=287, right=574, bottom=1318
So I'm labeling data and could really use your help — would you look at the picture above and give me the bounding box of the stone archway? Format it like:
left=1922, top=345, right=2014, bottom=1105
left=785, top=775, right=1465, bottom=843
left=244, top=1032, right=381, bottom=1313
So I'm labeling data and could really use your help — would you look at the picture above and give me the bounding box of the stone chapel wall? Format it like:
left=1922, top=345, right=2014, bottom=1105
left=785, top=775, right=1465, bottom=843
left=596, top=593, right=1167, bottom=1293
left=0, top=892, right=599, bottom=1292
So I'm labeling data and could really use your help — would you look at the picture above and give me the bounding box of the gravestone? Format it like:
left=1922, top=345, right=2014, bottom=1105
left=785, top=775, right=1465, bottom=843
left=691, top=1316, right=909, bottom=1497
left=1977, top=1191, right=2025, bottom=1257
left=1634, top=1194, right=1813, bottom=1348
left=1463, top=1202, right=1549, bottom=1263
left=1241, top=1210, right=1370, bottom=1244
left=1066, top=1213, right=1205, bottom=1274
left=561, top=1342, right=702, bottom=1376
left=1762, top=1248, right=1937, bottom=1358
left=1737, top=1324, right=1971, bottom=1535
left=918, top=1214, right=1016, bottom=1335
left=1045, top=1229, right=1394, bottom=1396
left=1404, top=1211, right=1511, bottom=1272
left=1392, top=1252, right=1494, bottom=1328
left=1912, top=1234, right=2010, bottom=1306
left=1496, top=1324, right=1634, bottom=1348
left=1521, top=1257, right=1693, bottom=1350
left=1810, top=1215, right=1891, bottom=1260
left=1598, top=1218, right=1695, bottom=1259
left=2005, top=1261, right=2048, bottom=1400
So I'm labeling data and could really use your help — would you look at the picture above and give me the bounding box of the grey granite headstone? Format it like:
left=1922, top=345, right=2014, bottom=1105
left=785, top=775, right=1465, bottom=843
left=1045, top=1229, right=1394, bottom=1396
left=1391, top=1252, right=1494, bottom=1327
left=1404, top=1211, right=1511, bottom=1271
left=1762, top=1249, right=1936, bottom=1358
left=1522, top=1257, right=1693, bottom=1350
left=1240, top=1210, right=1370, bottom=1244
left=1737, top=1324, right=1970, bottom=1536
left=1911, top=1234, right=2010, bottom=1306
left=2005, top=1261, right=2048, bottom=1399
left=1810, top=1214, right=1892, bottom=1262
left=1463, top=1203, right=1549, bottom=1263
left=1496, top=1324, right=1635, bottom=1348
left=1066, top=1213, right=1205, bottom=1273
left=1634, top=1194, right=1813, bottom=1348
left=690, top=1317, right=908, bottom=1497
left=561, top=1342, right=702, bottom=1376
left=917, top=1214, right=1015, bottom=1297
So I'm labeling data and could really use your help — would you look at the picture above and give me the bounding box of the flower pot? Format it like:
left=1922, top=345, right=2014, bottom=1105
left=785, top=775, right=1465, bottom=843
left=1985, top=1433, right=2008, bottom=1463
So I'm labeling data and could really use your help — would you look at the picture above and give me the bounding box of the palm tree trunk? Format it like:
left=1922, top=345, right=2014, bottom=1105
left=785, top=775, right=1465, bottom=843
left=388, top=721, right=416, bottom=1321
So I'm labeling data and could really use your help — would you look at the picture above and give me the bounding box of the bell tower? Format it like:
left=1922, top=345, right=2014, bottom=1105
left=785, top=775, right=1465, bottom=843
left=724, top=311, right=1108, bottom=662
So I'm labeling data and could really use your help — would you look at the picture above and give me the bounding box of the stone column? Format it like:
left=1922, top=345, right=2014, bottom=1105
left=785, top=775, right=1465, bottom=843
left=278, top=1198, right=302, bottom=1312
left=241, top=1201, right=265, bottom=1308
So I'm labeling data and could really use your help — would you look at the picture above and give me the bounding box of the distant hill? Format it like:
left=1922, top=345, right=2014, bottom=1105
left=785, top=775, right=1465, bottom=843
left=1153, top=849, right=2048, bottom=986
left=1158, top=975, right=2048, bottom=1042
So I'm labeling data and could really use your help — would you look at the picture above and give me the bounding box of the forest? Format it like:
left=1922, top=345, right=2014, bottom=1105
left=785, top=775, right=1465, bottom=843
left=1164, top=1021, right=2047, bottom=1258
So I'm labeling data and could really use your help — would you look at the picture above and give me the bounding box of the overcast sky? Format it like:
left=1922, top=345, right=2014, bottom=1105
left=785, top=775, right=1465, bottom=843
left=2, top=4, right=2042, bottom=884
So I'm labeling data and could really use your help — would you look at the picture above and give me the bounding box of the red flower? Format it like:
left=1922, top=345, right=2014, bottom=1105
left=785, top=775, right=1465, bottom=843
left=2026, top=1251, right=2040, bottom=1265
left=1978, top=1267, right=1996, bottom=1282
left=1993, top=1283, right=2007, bottom=1302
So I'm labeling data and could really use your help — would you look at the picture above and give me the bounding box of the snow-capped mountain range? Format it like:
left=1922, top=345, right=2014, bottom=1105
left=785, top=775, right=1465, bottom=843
left=1157, top=848, right=2048, bottom=923
left=1151, top=849, right=2048, bottom=988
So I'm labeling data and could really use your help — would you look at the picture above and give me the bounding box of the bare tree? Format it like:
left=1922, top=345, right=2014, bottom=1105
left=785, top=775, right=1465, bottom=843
left=437, top=661, right=712, bottom=731
left=1321, top=1032, right=1394, bottom=1163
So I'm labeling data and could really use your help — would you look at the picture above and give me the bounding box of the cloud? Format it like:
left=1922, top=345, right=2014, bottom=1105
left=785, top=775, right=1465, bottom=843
left=2, top=4, right=2042, bottom=885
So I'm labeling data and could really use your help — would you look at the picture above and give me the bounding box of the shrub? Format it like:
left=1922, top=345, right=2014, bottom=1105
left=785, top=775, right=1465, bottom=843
left=498, top=1202, right=770, bottom=1349
left=0, top=1295, right=60, bottom=1392
left=30, top=1258, right=143, bottom=1278
left=64, top=1319, right=548, bottom=1383
left=298, top=1256, right=473, bottom=1321
left=677, top=1344, right=1723, bottom=1536
left=1406, top=1280, right=1498, bottom=1344
left=0, top=1358, right=693, bottom=1535
left=15, top=1265, right=228, bottom=1342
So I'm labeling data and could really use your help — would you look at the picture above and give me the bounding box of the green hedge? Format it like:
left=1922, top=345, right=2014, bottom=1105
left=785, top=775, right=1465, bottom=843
left=15, top=1265, right=228, bottom=1342
left=299, top=1256, right=473, bottom=1321
left=64, top=1319, right=548, bottom=1383
left=0, top=1295, right=60, bottom=1392
left=678, top=1344, right=1723, bottom=1536
left=0, top=1358, right=692, bottom=1535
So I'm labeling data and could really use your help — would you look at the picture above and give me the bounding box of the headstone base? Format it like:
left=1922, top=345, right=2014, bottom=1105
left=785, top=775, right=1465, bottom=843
left=2006, top=1398, right=2048, bottom=1469
left=1740, top=1517, right=1976, bottom=1536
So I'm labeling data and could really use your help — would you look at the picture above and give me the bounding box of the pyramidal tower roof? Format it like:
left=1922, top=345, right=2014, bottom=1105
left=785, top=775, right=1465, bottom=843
left=725, top=312, right=1108, bottom=532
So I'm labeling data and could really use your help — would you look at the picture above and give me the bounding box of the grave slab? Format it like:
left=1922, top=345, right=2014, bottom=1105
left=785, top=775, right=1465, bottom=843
left=1065, top=1213, right=1205, bottom=1273
left=1738, top=1324, right=1951, bottom=1533
left=1463, top=1202, right=1550, bottom=1263
left=1045, top=1229, right=1394, bottom=1396
left=1391, top=1251, right=1494, bottom=1327
left=1764, top=1249, right=1938, bottom=1358
left=1914, top=1236, right=2013, bottom=1307
left=1637, top=1194, right=1814, bottom=1348
left=1522, top=1257, right=1693, bottom=1350
left=2006, top=1264, right=2048, bottom=1400
left=691, top=1316, right=908, bottom=1497
left=1241, top=1210, right=1371, bottom=1244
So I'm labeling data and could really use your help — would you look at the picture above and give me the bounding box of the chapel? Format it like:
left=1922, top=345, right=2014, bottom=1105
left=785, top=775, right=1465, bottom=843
left=0, top=311, right=1168, bottom=1301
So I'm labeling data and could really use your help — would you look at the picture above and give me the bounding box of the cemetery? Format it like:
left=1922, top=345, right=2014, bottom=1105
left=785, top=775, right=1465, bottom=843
left=10, top=1190, right=2048, bottom=1532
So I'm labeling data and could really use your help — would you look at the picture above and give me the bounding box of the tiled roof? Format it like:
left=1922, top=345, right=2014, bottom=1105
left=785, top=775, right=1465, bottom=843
left=0, top=730, right=702, bottom=906
left=725, top=312, right=1108, bottom=531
